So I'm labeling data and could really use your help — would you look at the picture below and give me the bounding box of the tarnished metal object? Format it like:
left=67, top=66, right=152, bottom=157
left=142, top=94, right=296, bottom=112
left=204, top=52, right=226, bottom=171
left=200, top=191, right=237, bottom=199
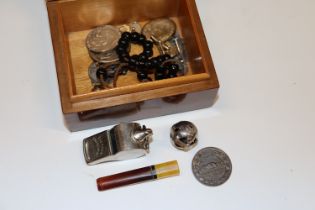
left=119, top=21, right=142, bottom=33
left=88, top=62, right=103, bottom=90
left=169, top=36, right=188, bottom=75
left=192, top=147, right=232, bottom=186
left=142, top=18, right=176, bottom=42
left=86, top=25, right=121, bottom=64
left=86, top=25, right=121, bottom=53
left=88, top=50, right=119, bottom=64
left=170, top=121, right=198, bottom=151
left=88, top=62, right=128, bottom=90
left=83, top=123, right=153, bottom=165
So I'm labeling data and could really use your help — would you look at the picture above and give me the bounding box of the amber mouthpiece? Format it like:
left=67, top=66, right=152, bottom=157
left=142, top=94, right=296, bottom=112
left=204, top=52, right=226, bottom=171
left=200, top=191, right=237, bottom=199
left=96, top=160, right=180, bottom=191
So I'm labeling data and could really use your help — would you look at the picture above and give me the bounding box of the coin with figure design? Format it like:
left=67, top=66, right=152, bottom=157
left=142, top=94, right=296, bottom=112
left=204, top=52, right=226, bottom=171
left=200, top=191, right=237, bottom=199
left=192, top=147, right=232, bottom=186
left=142, top=18, right=176, bottom=42
left=86, top=25, right=121, bottom=53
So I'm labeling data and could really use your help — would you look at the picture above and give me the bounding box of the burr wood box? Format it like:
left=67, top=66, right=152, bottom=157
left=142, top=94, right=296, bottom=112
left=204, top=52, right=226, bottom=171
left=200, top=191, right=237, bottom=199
left=46, top=0, right=219, bottom=131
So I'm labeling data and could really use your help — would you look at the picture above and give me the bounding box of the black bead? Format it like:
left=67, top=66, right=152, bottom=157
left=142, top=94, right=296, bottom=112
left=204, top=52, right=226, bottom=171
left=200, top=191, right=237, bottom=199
left=150, top=58, right=160, bottom=67
left=138, top=53, right=147, bottom=61
left=131, top=32, right=140, bottom=42
left=129, top=55, right=138, bottom=66
left=157, top=55, right=165, bottom=63
left=169, top=64, right=179, bottom=71
left=118, top=51, right=129, bottom=62
left=119, top=55, right=130, bottom=63
left=116, top=45, right=127, bottom=54
left=137, top=72, right=147, bottom=79
left=138, top=34, right=146, bottom=43
left=118, top=39, right=129, bottom=47
left=163, top=54, right=171, bottom=60
left=155, top=72, right=165, bottom=80
left=119, top=52, right=129, bottom=58
left=121, top=32, right=131, bottom=40
left=144, top=60, right=153, bottom=69
left=138, top=61, right=146, bottom=68
left=143, top=41, right=153, bottom=49
left=117, top=46, right=127, bottom=54
left=143, top=49, right=153, bottom=57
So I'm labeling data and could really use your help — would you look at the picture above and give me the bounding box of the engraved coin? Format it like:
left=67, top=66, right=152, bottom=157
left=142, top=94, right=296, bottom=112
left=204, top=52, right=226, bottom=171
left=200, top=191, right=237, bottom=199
left=192, top=147, right=232, bottom=186
left=88, top=50, right=119, bottom=63
left=86, top=25, right=121, bottom=53
left=142, top=18, right=176, bottom=42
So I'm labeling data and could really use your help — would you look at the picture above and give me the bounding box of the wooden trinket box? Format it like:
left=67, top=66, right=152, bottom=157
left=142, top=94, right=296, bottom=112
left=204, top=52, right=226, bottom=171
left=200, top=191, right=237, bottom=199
left=46, top=0, right=219, bottom=131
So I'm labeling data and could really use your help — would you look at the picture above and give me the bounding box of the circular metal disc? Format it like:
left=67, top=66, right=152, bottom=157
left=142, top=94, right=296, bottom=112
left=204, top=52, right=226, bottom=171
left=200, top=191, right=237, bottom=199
left=192, top=147, right=232, bottom=186
left=88, top=50, right=119, bottom=64
left=86, top=25, right=121, bottom=53
left=142, top=18, right=176, bottom=42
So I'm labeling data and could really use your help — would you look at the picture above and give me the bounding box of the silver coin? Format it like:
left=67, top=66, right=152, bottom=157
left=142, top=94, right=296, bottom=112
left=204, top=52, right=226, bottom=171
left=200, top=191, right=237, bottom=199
left=88, top=50, right=119, bottom=63
left=86, top=25, right=121, bottom=53
left=192, top=147, right=232, bottom=186
left=142, top=18, right=176, bottom=42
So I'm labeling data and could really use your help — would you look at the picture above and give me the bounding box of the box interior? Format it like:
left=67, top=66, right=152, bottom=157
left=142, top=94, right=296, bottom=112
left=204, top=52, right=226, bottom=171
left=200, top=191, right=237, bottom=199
left=49, top=0, right=214, bottom=108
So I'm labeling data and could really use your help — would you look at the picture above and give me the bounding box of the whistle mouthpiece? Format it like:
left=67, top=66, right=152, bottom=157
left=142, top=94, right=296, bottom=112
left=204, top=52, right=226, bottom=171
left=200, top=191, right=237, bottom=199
left=96, top=160, right=180, bottom=191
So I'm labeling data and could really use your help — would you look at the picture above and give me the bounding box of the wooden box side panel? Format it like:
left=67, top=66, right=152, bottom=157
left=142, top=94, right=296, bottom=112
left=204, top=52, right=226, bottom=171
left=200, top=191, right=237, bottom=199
left=178, top=0, right=218, bottom=80
left=47, top=3, right=75, bottom=112
left=57, top=0, right=181, bottom=33
left=64, top=88, right=218, bottom=132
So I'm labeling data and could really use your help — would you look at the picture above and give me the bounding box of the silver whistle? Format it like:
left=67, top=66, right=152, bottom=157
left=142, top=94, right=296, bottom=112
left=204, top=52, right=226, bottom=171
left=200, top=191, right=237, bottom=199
left=83, top=123, right=153, bottom=165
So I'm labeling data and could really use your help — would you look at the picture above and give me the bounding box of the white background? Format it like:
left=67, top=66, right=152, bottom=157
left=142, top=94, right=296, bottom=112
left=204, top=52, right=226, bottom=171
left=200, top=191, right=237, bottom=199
left=0, top=0, right=315, bottom=209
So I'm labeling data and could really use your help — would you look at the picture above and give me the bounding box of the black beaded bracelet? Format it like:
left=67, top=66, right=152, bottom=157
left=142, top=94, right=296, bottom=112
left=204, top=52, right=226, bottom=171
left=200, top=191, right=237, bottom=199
left=117, top=32, right=153, bottom=64
left=116, top=31, right=180, bottom=82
